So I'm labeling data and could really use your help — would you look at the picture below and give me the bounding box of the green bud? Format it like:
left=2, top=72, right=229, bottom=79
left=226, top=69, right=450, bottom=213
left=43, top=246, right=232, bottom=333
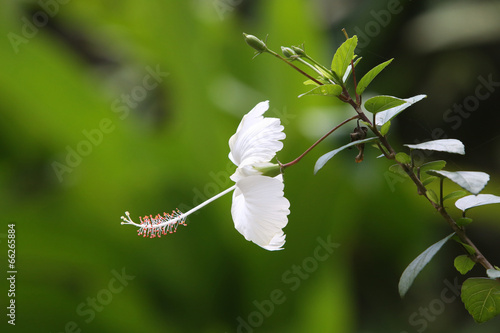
left=253, top=163, right=282, bottom=178
left=281, top=46, right=296, bottom=59
left=243, top=33, right=268, bottom=53
left=291, top=45, right=306, bottom=56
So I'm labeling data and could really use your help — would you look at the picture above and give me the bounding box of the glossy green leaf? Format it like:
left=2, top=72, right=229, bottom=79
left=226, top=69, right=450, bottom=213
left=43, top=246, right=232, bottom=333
left=375, top=94, right=427, bottom=126
left=298, top=84, right=342, bottom=98
left=331, top=36, right=358, bottom=83
left=314, top=137, right=378, bottom=174
left=427, top=170, right=490, bottom=195
left=461, top=278, right=500, bottom=323
left=380, top=120, right=391, bottom=136
left=454, top=255, right=475, bottom=275
left=395, top=152, right=411, bottom=164
left=364, top=95, right=405, bottom=114
left=420, top=160, right=446, bottom=175
left=456, top=217, right=473, bottom=227
left=455, top=194, right=500, bottom=212
left=443, top=190, right=468, bottom=202
left=405, top=139, right=465, bottom=155
left=399, top=233, right=454, bottom=297
left=356, top=58, right=393, bottom=96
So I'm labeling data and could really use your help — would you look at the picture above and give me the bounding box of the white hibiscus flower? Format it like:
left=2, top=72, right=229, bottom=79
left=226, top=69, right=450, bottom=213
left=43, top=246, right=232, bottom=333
left=121, top=101, right=290, bottom=250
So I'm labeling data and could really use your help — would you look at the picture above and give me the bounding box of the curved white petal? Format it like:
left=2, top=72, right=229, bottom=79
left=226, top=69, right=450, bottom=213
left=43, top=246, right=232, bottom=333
left=229, top=101, right=285, bottom=167
left=231, top=175, right=290, bottom=250
left=261, top=232, right=286, bottom=251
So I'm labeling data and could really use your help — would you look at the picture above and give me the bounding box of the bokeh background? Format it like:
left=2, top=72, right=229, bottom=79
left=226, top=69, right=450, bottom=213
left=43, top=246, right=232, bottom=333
left=1, top=0, right=500, bottom=332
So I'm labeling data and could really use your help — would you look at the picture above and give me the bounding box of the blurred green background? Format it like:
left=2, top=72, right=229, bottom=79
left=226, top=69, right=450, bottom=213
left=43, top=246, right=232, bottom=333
left=1, top=0, right=500, bottom=332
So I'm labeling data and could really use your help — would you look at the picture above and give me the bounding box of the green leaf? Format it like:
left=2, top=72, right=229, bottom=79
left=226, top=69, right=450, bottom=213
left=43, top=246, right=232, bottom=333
left=314, top=65, right=336, bottom=81
left=426, top=189, right=439, bottom=204
left=298, top=84, right=342, bottom=98
left=461, top=278, right=500, bottom=323
left=303, top=79, right=319, bottom=86
left=398, top=233, right=454, bottom=298
left=455, top=194, right=500, bottom=212
left=420, top=160, right=446, bottom=175
left=456, top=217, right=473, bottom=227
left=427, top=170, right=490, bottom=195
left=395, top=152, right=411, bottom=164
left=422, top=176, right=438, bottom=186
left=331, top=36, right=358, bottom=83
left=442, top=190, right=468, bottom=202
left=405, top=139, right=465, bottom=155
left=314, top=137, right=378, bottom=174
left=454, top=255, right=476, bottom=275
left=380, top=120, right=391, bottom=136
left=364, top=95, right=405, bottom=114
left=452, top=235, right=476, bottom=255
left=389, top=164, right=408, bottom=177
left=375, top=94, right=427, bottom=126
left=342, top=56, right=362, bottom=83
left=356, top=58, right=393, bottom=96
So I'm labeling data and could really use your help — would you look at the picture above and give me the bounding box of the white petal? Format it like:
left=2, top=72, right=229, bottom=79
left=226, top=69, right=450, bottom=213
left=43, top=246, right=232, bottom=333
left=261, top=232, right=286, bottom=251
left=229, top=101, right=285, bottom=166
left=231, top=175, right=290, bottom=250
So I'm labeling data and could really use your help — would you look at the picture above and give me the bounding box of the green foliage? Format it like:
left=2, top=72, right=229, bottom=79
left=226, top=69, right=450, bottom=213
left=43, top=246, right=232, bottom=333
left=331, top=36, right=358, bottom=84
left=461, top=278, right=500, bottom=323
left=342, top=57, right=362, bottom=84
left=379, top=120, right=391, bottom=136
left=452, top=236, right=476, bottom=255
left=395, top=152, right=411, bottom=164
left=457, top=217, right=473, bottom=227
left=420, top=160, right=446, bottom=175
left=303, top=79, right=319, bottom=86
left=388, top=164, right=408, bottom=177
left=364, top=95, right=405, bottom=114
left=374, top=95, right=427, bottom=126
left=454, top=255, right=476, bottom=274
left=442, top=190, right=468, bottom=202
left=398, top=233, right=454, bottom=298
left=314, top=137, right=378, bottom=174
left=356, top=58, right=393, bottom=96
left=299, top=84, right=342, bottom=98
left=422, top=176, right=438, bottom=186
left=426, top=189, right=439, bottom=204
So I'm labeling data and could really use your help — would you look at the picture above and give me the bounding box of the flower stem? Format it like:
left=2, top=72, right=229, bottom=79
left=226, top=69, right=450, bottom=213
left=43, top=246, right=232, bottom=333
left=281, top=114, right=359, bottom=169
left=267, top=49, right=323, bottom=86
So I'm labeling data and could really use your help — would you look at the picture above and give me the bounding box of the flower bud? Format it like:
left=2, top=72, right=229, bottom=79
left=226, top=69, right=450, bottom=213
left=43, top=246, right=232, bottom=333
left=243, top=33, right=268, bottom=53
left=281, top=46, right=296, bottom=59
left=291, top=45, right=306, bottom=56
